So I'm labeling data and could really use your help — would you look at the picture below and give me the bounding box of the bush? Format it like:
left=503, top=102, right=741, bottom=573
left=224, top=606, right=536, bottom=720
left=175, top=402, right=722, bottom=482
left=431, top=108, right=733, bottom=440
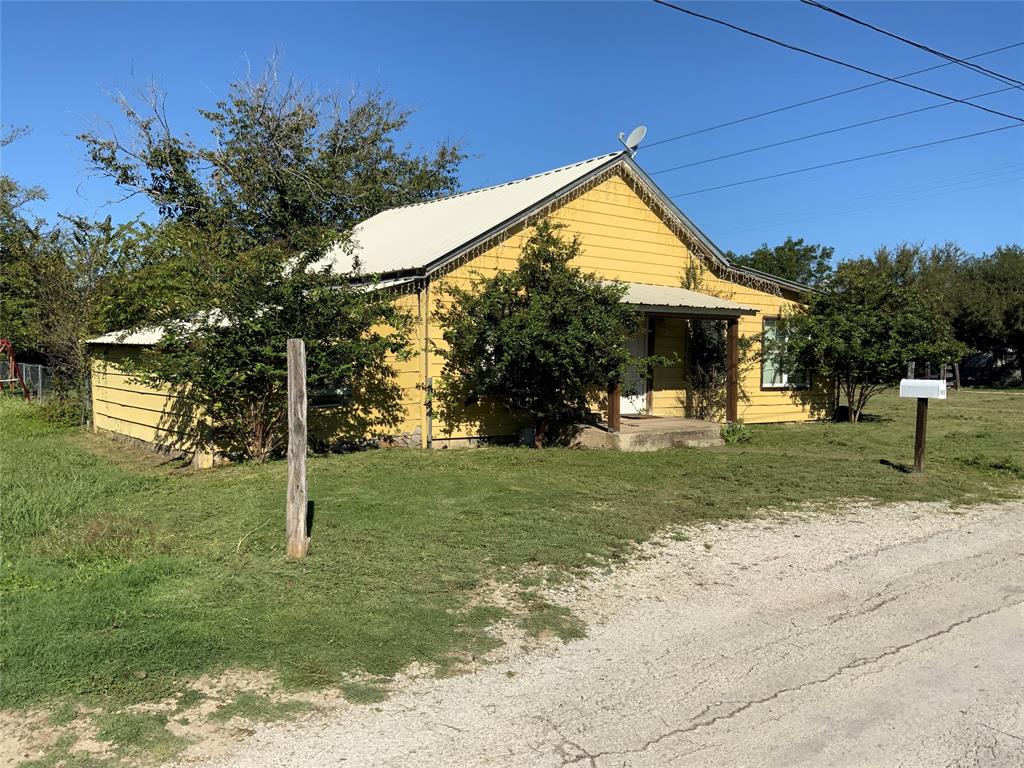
left=39, top=392, right=87, bottom=427
left=720, top=422, right=752, bottom=445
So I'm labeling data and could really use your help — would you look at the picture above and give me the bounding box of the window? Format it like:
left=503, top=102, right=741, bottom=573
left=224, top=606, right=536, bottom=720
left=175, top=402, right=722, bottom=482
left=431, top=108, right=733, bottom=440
left=762, top=318, right=809, bottom=389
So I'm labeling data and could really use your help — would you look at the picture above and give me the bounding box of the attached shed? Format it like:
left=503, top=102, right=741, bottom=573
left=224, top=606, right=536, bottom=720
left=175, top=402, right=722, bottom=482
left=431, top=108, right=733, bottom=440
left=90, top=150, right=824, bottom=461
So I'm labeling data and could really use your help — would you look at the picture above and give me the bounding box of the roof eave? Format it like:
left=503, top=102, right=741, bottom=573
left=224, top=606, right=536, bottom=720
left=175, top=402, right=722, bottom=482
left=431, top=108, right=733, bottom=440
left=415, top=152, right=628, bottom=278
left=620, top=155, right=813, bottom=295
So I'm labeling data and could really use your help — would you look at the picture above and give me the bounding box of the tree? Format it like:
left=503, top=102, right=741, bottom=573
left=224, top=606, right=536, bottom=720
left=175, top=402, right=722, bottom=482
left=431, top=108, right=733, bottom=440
left=0, top=127, right=49, bottom=358
left=954, top=245, right=1024, bottom=382
left=126, top=232, right=412, bottom=461
left=34, top=216, right=142, bottom=420
left=780, top=258, right=965, bottom=423
left=727, top=236, right=834, bottom=287
left=434, top=221, right=641, bottom=447
left=80, top=62, right=462, bottom=459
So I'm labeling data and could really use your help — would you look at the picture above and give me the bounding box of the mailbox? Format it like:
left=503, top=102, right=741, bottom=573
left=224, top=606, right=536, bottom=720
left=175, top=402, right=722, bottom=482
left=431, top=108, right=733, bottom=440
left=900, top=378, right=946, bottom=400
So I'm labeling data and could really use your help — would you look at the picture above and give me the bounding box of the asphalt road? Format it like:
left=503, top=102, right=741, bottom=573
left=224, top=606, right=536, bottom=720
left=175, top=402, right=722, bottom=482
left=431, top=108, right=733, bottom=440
left=188, top=500, right=1024, bottom=767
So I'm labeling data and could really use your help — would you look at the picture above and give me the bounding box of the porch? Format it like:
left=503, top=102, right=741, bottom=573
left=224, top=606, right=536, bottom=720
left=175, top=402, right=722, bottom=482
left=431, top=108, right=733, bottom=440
left=604, top=282, right=759, bottom=434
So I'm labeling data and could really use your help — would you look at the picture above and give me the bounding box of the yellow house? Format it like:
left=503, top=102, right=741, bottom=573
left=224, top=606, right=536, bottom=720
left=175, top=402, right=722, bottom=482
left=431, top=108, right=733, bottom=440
left=89, top=151, right=824, bottom=464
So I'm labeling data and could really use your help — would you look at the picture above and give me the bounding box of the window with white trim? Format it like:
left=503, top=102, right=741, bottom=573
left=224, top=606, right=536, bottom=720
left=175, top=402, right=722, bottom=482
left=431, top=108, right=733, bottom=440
left=762, top=318, right=809, bottom=389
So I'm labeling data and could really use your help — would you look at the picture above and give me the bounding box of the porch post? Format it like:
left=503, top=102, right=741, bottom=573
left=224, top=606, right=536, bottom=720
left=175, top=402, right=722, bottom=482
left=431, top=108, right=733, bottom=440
left=726, top=318, right=739, bottom=423
left=607, top=382, right=621, bottom=432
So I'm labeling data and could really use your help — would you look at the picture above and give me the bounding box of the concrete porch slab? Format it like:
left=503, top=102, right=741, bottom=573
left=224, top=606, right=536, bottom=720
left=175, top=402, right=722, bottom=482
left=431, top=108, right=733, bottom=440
left=571, top=415, right=724, bottom=452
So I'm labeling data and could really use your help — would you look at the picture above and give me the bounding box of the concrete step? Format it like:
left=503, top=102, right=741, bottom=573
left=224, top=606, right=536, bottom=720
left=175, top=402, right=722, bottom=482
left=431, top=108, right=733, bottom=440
left=571, top=422, right=724, bottom=452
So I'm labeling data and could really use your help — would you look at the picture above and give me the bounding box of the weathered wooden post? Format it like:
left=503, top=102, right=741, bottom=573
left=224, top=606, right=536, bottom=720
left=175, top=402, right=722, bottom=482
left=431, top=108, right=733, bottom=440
left=900, top=377, right=946, bottom=474
left=286, top=338, right=309, bottom=559
left=725, top=318, right=739, bottom=423
left=607, top=382, right=621, bottom=432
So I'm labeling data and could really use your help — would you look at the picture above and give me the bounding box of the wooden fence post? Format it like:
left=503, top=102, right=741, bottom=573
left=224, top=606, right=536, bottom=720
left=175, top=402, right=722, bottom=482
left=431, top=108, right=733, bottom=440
left=286, top=338, right=309, bottom=559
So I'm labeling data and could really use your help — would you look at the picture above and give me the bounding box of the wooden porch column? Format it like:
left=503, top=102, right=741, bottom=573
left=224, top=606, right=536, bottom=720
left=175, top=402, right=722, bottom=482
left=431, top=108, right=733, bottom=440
left=607, top=381, right=621, bottom=432
left=726, top=318, right=739, bottom=423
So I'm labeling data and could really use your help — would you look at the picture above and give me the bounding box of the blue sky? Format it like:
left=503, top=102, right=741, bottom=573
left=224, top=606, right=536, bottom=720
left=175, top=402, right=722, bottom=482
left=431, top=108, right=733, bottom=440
left=2, top=1, right=1022, bottom=261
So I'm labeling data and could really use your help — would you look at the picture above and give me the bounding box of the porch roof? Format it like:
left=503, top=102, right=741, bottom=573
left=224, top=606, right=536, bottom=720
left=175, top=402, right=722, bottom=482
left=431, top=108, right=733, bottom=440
left=618, top=282, right=758, bottom=319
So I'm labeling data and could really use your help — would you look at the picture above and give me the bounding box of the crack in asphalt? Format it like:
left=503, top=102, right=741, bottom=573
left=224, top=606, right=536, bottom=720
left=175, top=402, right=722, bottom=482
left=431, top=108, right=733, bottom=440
left=559, top=598, right=1023, bottom=766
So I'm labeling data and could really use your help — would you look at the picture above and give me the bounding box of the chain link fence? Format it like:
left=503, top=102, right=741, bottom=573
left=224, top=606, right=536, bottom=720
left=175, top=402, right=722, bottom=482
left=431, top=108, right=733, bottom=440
left=0, top=362, right=54, bottom=400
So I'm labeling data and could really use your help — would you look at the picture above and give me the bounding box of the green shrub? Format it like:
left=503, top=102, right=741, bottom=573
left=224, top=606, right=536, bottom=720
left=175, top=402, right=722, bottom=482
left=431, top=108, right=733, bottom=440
left=720, top=422, right=753, bottom=445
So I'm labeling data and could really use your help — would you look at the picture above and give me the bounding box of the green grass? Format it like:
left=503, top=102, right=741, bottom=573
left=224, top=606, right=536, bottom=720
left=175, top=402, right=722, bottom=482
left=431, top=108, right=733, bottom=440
left=93, top=712, right=185, bottom=760
left=2, top=389, right=1022, bottom=719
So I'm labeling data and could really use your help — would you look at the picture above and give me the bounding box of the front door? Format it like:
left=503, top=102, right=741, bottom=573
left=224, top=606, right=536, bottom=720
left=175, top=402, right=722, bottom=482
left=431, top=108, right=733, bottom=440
left=620, top=325, right=648, bottom=415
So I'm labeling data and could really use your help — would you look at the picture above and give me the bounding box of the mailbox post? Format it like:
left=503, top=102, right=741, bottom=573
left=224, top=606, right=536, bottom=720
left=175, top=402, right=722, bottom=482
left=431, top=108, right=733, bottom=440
left=899, top=378, right=946, bottom=473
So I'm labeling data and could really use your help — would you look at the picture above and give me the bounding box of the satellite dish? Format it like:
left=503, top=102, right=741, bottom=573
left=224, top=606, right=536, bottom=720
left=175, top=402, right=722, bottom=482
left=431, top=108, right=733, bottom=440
left=618, top=125, right=647, bottom=155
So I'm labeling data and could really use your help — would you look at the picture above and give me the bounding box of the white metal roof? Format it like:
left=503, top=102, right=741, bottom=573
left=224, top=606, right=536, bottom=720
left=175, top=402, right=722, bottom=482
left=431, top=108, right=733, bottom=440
left=89, top=325, right=167, bottom=346
left=315, top=152, right=621, bottom=276
left=618, top=282, right=757, bottom=316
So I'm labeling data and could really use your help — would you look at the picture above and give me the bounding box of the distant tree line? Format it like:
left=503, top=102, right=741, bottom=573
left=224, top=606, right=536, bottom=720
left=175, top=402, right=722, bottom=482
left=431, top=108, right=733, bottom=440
left=728, top=237, right=1022, bottom=421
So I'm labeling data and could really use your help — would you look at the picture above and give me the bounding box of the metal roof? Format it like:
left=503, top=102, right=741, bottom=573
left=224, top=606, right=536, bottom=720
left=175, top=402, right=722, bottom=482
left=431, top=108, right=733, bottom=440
left=315, top=150, right=807, bottom=296
left=314, top=153, right=622, bottom=276
left=618, top=282, right=757, bottom=317
left=89, top=326, right=167, bottom=346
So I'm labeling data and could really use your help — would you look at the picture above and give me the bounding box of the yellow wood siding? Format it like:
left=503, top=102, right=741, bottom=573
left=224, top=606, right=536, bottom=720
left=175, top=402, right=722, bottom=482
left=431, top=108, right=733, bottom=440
left=426, top=171, right=817, bottom=438
left=90, top=348, right=214, bottom=466
left=650, top=317, right=686, bottom=418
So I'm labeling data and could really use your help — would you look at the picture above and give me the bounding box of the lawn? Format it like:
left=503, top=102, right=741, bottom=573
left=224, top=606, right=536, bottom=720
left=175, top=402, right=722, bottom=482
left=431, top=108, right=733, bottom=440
left=2, top=389, right=1022, bottom=726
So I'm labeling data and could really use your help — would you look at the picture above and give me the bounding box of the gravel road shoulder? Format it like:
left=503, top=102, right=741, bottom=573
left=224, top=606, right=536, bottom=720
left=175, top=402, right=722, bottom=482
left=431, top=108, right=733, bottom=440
left=173, top=498, right=1024, bottom=767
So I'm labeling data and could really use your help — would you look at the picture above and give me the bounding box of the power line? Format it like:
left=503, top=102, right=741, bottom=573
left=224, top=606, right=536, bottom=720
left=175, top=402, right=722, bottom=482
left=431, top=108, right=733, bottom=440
left=640, top=41, right=1024, bottom=150
left=800, top=0, right=1024, bottom=89
left=714, top=175, right=1024, bottom=237
left=669, top=122, right=1024, bottom=197
left=651, top=0, right=1024, bottom=124
left=709, top=165, right=1024, bottom=236
left=713, top=163, right=1023, bottom=226
left=650, top=85, right=1017, bottom=175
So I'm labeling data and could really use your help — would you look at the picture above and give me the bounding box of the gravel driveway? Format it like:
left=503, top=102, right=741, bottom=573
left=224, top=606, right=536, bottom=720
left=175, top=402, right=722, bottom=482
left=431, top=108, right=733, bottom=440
left=186, top=500, right=1024, bottom=767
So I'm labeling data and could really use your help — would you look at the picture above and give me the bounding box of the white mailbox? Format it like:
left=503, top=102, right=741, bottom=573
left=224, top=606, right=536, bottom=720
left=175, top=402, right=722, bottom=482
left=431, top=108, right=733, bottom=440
left=899, top=378, right=946, bottom=399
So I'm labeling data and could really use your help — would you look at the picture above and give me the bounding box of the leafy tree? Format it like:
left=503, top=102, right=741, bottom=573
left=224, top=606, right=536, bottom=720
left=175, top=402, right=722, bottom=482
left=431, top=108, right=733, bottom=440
left=727, top=236, right=834, bottom=287
left=954, top=245, right=1024, bottom=382
left=0, top=127, right=49, bottom=358
left=126, top=235, right=411, bottom=461
left=780, top=258, right=965, bottom=423
left=80, top=62, right=462, bottom=459
left=434, top=221, right=641, bottom=447
left=34, top=216, right=143, bottom=421
left=2, top=129, right=142, bottom=420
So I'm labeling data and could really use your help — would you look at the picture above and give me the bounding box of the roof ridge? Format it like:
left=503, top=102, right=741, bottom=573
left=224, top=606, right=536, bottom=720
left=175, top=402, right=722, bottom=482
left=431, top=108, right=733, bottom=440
left=382, top=151, right=623, bottom=214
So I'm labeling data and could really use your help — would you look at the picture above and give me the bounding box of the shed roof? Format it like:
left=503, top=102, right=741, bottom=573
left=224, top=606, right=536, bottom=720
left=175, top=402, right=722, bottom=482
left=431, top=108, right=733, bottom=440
left=90, top=326, right=166, bottom=346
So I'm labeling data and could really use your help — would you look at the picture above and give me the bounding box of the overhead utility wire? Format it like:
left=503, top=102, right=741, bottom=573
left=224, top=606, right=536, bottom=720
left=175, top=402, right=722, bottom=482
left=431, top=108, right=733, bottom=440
left=711, top=166, right=1024, bottom=235
left=651, top=84, right=1017, bottom=175
left=640, top=41, right=1024, bottom=150
left=710, top=162, right=1023, bottom=228
left=651, top=0, right=1024, bottom=123
left=669, top=122, right=1024, bottom=197
left=715, top=175, right=1024, bottom=237
left=800, top=0, right=1024, bottom=89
